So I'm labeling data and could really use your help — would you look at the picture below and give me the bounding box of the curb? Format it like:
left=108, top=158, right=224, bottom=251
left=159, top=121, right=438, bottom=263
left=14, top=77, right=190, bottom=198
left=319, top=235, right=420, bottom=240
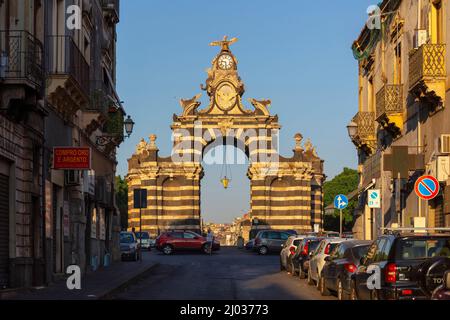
left=99, top=262, right=160, bottom=299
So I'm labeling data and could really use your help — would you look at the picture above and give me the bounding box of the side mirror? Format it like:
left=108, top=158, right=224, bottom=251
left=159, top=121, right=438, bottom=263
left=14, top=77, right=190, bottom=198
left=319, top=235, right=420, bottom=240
left=445, top=271, right=450, bottom=290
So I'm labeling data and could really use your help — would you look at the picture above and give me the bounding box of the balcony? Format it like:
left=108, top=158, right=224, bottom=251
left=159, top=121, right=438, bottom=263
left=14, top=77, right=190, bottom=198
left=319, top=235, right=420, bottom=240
left=0, top=30, right=44, bottom=90
left=350, top=111, right=376, bottom=155
left=409, top=44, right=446, bottom=107
left=46, top=36, right=90, bottom=118
left=101, top=0, right=120, bottom=23
left=376, top=84, right=403, bottom=136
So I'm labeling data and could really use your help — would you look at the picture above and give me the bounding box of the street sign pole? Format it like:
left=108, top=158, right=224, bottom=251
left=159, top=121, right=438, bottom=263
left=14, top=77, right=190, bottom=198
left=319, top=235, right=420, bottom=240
left=340, top=209, right=343, bottom=238
left=139, top=190, right=142, bottom=263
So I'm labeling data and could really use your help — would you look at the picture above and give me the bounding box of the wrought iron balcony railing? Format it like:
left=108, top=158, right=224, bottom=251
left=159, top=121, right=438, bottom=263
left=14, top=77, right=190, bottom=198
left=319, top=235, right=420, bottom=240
left=409, top=44, right=446, bottom=96
left=350, top=111, right=376, bottom=155
left=47, top=35, right=90, bottom=98
left=354, top=111, right=376, bottom=140
left=89, top=80, right=114, bottom=113
left=0, top=30, right=44, bottom=89
left=376, top=84, right=403, bottom=120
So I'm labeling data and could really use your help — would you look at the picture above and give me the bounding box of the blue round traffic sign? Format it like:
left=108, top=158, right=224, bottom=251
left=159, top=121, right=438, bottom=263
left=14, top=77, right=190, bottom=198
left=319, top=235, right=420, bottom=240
left=415, top=175, right=440, bottom=201
left=334, top=194, right=348, bottom=210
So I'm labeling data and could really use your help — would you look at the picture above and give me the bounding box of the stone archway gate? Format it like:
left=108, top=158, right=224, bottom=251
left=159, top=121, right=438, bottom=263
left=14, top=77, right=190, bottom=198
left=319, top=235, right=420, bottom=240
left=127, top=37, right=324, bottom=235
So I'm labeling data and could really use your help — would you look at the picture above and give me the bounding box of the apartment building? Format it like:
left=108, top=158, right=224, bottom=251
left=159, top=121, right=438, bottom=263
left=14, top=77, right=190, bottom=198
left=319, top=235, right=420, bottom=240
left=0, top=0, right=126, bottom=289
left=349, top=0, right=450, bottom=239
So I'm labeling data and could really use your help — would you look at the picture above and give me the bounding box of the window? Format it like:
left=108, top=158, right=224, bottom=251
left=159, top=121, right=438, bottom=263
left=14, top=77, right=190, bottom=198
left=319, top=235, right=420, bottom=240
left=293, top=239, right=302, bottom=246
left=135, top=232, right=149, bottom=239
left=330, top=244, right=341, bottom=258
left=267, top=231, right=281, bottom=240
left=351, top=245, right=371, bottom=260
left=395, top=238, right=450, bottom=260
left=170, top=232, right=183, bottom=239
left=120, top=233, right=134, bottom=243
left=183, top=232, right=196, bottom=239
left=280, top=233, right=290, bottom=241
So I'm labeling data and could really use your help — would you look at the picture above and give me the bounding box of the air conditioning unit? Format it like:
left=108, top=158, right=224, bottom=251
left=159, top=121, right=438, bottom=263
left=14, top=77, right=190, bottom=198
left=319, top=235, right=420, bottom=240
left=65, top=170, right=80, bottom=186
left=413, top=29, right=428, bottom=49
left=440, top=134, right=450, bottom=154
left=437, top=156, right=450, bottom=182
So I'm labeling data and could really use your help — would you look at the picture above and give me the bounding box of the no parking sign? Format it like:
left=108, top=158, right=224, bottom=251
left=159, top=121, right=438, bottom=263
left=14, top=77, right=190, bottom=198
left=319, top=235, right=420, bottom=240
left=414, top=175, right=440, bottom=201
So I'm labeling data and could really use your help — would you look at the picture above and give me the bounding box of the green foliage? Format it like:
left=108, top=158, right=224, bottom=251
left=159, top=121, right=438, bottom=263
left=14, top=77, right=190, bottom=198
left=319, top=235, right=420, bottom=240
left=115, top=175, right=128, bottom=230
left=323, top=167, right=359, bottom=232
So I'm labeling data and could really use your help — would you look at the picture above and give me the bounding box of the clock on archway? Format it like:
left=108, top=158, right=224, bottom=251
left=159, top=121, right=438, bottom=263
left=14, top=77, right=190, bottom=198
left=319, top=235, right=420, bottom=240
left=214, top=81, right=238, bottom=111
left=217, top=54, right=234, bottom=70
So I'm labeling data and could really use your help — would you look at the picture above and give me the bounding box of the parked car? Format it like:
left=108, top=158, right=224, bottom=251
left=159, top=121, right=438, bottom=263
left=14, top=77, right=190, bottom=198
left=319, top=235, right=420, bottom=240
left=156, top=231, right=220, bottom=255
left=280, top=235, right=305, bottom=271
left=245, top=239, right=255, bottom=250
left=253, top=230, right=291, bottom=255
left=432, top=271, right=450, bottom=300
left=319, top=240, right=372, bottom=299
left=135, top=231, right=152, bottom=251
left=149, top=238, right=156, bottom=248
left=309, top=238, right=346, bottom=286
left=290, top=237, right=324, bottom=278
left=350, top=233, right=450, bottom=300
left=120, top=231, right=140, bottom=261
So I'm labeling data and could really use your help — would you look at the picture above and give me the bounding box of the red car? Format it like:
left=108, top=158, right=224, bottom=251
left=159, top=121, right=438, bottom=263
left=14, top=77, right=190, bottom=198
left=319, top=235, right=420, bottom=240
left=156, top=231, right=220, bottom=255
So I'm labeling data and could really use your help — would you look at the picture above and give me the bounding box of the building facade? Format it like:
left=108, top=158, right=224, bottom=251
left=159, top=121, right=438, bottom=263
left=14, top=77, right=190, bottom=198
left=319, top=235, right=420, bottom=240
left=0, top=0, right=125, bottom=289
left=350, top=0, right=450, bottom=240
left=127, top=38, right=325, bottom=236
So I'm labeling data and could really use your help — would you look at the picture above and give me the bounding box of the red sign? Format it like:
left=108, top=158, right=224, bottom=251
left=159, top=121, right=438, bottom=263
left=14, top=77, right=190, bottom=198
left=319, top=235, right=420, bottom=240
left=53, top=147, right=91, bottom=170
left=415, top=175, right=440, bottom=201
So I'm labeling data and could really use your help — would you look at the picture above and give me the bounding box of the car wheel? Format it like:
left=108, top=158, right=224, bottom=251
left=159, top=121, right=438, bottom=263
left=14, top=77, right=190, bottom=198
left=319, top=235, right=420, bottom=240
left=319, top=276, right=330, bottom=296
left=307, top=269, right=314, bottom=285
left=258, top=246, right=268, bottom=255
left=371, top=290, right=379, bottom=300
left=337, top=279, right=347, bottom=300
left=290, top=262, right=297, bottom=276
left=350, top=281, right=358, bottom=300
left=280, top=257, right=285, bottom=271
left=162, top=244, right=173, bottom=255
left=299, top=265, right=306, bottom=279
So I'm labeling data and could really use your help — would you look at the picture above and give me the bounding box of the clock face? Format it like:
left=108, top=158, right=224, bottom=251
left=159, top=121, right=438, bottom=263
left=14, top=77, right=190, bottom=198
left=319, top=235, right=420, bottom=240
left=218, top=54, right=234, bottom=70
left=215, top=82, right=237, bottom=111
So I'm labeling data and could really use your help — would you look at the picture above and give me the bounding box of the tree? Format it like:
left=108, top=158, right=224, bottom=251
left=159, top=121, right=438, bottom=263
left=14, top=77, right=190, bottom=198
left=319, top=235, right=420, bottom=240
left=115, top=175, right=128, bottom=231
left=323, top=167, right=359, bottom=232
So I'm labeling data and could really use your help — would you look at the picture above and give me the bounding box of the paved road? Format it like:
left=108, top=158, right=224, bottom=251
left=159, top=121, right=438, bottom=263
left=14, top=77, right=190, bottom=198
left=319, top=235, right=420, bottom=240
left=111, top=247, right=336, bottom=300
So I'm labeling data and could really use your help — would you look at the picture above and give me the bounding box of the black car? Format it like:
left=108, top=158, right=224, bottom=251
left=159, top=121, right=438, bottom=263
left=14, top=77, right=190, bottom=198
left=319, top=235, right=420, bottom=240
left=350, top=233, right=450, bottom=300
left=319, top=240, right=372, bottom=299
left=289, top=237, right=323, bottom=278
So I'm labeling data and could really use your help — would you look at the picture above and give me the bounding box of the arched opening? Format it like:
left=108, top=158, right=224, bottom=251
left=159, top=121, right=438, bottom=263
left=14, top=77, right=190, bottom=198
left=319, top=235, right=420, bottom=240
left=200, top=137, right=250, bottom=244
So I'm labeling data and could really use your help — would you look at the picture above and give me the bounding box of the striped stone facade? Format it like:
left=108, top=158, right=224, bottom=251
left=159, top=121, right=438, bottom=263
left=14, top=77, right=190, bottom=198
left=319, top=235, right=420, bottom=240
left=127, top=39, right=324, bottom=235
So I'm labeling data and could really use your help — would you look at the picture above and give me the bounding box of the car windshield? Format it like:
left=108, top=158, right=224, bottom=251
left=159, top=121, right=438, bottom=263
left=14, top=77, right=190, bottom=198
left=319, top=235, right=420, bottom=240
left=309, top=240, right=320, bottom=253
left=120, top=233, right=134, bottom=243
left=352, top=245, right=370, bottom=260
left=135, top=232, right=150, bottom=239
left=395, top=238, right=450, bottom=260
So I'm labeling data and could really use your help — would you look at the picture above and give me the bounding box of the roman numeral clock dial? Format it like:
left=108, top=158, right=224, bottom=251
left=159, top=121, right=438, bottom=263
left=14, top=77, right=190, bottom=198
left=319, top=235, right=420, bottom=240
left=218, top=54, right=234, bottom=70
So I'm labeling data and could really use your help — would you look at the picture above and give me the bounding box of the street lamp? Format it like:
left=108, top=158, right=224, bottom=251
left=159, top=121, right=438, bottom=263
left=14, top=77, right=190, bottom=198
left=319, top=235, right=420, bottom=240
left=124, top=115, right=135, bottom=138
left=346, top=120, right=358, bottom=140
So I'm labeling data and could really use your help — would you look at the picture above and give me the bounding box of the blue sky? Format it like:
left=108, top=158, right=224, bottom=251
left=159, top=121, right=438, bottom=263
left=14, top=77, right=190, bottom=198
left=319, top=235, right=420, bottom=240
left=116, top=0, right=374, bottom=223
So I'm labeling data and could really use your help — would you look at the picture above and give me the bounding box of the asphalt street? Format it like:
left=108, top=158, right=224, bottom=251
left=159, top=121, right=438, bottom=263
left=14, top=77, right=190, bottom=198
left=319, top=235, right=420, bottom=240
left=111, top=247, right=336, bottom=300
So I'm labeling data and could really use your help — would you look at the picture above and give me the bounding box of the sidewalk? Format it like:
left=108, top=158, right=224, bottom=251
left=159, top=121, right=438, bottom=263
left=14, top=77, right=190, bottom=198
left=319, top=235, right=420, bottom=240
left=1, top=252, right=158, bottom=300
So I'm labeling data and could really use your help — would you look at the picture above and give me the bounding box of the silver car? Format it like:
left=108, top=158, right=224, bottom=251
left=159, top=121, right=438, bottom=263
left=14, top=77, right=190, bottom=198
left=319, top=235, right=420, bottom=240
left=254, top=230, right=292, bottom=255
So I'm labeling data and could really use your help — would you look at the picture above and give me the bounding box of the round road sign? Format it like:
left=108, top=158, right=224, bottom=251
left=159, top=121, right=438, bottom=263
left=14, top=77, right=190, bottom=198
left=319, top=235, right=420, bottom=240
left=414, top=175, right=440, bottom=201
